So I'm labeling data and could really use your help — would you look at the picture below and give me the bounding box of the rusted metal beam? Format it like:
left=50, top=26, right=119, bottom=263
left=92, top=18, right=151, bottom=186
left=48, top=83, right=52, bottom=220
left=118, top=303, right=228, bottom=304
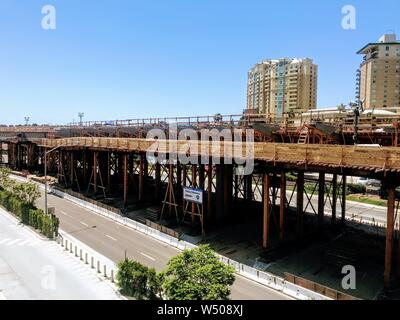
left=384, top=184, right=396, bottom=289
left=318, top=172, right=325, bottom=229
left=139, top=153, right=145, bottom=201
left=279, top=172, right=286, bottom=241
left=199, top=164, right=205, bottom=190
left=155, top=162, right=161, bottom=202
left=123, top=153, right=128, bottom=207
left=263, top=173, right=270, bottom=249
left=331, top=173, right=337, bottom=224
left=341, top=175, right=347, bottom=223
left=297, top=171, right=304, bottom=237
left=191, top=164, right=197, bottom=224
left=93, top=151, right=98, bottom=194
left=224, top=165, right=233, bottom=218
left=207, top=164, right=213, bottom=223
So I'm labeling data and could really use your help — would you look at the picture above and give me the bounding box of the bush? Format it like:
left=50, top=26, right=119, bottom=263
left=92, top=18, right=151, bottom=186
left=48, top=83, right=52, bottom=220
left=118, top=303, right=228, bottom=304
left=116, top=259, right=161, bottom=300
left=162, top=245, right=235, bottom=300
left=0, top=189, right=59, bottom=239
left=347, top=183, right=366, bottom=195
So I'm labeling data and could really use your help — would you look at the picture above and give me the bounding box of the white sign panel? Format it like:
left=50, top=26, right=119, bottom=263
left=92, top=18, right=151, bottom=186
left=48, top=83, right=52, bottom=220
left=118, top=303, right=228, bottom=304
left=183, top=187, right=203, bottom=204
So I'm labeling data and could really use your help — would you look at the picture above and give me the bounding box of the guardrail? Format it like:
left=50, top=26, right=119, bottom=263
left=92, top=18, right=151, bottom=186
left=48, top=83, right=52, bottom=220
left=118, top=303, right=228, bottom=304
left=57, top=230, right=117, bottom=284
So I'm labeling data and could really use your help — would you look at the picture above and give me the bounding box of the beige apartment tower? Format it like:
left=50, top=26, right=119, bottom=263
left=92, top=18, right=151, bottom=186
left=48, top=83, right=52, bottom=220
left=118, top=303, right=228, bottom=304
left=357, top=34, right=400, bottom=111
left=246, top=58, right=318, bottom=119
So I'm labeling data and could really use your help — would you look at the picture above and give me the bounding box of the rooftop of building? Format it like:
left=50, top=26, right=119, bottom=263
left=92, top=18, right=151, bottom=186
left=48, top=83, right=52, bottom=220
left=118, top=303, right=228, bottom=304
left=357, top=33, right=400, bottom=54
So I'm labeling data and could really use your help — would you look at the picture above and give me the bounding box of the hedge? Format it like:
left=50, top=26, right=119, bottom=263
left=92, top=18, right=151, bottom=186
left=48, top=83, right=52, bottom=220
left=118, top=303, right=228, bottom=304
left=0, top=189, right=59, bottom=239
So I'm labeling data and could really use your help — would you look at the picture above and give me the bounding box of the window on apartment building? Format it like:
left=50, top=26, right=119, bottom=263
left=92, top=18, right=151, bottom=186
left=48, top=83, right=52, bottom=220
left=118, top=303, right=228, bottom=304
left=386, top=46, right=390, bottom=50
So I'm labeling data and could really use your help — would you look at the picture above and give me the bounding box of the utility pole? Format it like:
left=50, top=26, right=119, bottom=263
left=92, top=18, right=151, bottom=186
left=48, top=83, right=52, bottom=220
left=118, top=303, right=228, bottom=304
left=78, top=112, right=84, bottom=126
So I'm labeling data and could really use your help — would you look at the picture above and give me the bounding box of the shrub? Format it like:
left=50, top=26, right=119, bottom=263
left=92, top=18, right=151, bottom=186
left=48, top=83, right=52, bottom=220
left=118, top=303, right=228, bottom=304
left=347, top=183, right=366, bottom=195
left=0, top=188, right=59, bottom=239
left=116, top=259, right=162, bottom=300
left=162, top=245, right=235, bottom=300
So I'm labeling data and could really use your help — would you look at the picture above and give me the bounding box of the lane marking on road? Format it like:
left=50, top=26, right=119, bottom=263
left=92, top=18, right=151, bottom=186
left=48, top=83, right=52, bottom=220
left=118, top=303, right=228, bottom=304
left=105, top=234, right=117, bottom=241
left=80, top=221, right=89, bottom=227
left=28, top=241, right=39, bottom=247
left=7, top=239, right=23, bottom=246
left=0, top=238, right=11, bottom=245
left=139, top=252, right=156, bottom=261
left=60, top=211, right=69, bottom=216
left=17, top=239, right=31, bottom=246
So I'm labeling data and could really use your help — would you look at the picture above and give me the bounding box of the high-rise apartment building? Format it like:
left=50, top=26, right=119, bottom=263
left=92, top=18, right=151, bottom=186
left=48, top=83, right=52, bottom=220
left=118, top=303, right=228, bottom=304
left=356, top=34, right=400, bottom=111
left=246, top=58, right=318, bottom=119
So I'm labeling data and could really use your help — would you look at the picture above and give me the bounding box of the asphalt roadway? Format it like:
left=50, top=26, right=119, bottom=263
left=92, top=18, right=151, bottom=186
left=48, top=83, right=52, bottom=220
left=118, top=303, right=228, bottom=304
left=34, top=189, right=290, bottom=300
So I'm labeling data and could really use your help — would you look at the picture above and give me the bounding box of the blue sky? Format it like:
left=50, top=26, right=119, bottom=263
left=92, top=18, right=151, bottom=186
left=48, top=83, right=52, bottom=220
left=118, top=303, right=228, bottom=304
left=0, top=0, right=399, bottom=125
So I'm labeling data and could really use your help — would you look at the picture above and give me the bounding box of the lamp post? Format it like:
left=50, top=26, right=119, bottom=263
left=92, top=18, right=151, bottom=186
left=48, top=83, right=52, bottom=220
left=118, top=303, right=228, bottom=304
left=44, top=145, right=63, bottom=215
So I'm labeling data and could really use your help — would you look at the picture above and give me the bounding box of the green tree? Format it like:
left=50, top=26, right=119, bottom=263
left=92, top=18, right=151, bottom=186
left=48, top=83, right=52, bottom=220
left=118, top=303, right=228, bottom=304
left=116, top=259, right=153, bottom=299
left=162, top=245, right=235, bottom=300
left=0, top=167, right=11, bottom=188
left=23, top=183, right=41, bottom=205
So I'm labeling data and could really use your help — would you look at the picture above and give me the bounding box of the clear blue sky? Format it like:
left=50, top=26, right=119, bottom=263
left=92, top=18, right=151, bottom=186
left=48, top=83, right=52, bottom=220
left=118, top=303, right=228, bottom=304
left=0, top=0, right=399, bottom=125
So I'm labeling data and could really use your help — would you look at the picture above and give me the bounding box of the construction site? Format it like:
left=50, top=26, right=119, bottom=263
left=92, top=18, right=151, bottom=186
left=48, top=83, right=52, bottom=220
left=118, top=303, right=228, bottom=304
left=1, top=108, right=400, bottom=300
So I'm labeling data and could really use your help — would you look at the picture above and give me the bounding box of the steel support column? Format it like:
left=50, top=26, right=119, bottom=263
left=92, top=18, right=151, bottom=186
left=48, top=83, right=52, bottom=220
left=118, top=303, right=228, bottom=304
left=155, top=162, right=161, bottom=203
left=123, top=154, right=128, bottom=207
left=318, top=172, right=325, bottom=229
left=139, top=153, right=145, bottom=201
left=191, top=165, right=197, bottom=224
left=279, top=172, right=286, bottom=241
left=384, top=184, right=396, bottom=289
left=263, top=173, right=270, bottom=249
left=223, top=165, right=233, bottom=218
left=215, top=165, right=224, bottom=220
left=93, top=152, right=98, bottom=194
left=331, top=174, right=337, bottom=224
left=341, top=175, right=347, bottom=223
left=297, top=171, right=304, bottom=236
left=207, top=164, right=213, bottom=223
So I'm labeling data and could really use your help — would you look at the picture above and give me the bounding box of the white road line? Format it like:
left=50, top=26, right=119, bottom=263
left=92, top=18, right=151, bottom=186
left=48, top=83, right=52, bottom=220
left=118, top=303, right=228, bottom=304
left=60, top=211, right=69, bottom=216
left=17, top=239, right=31, bottom=246
left=28, top=240, right=39, bottom=247
left=105, top=234, right=117, bottom=241
left=7, top=239, right=23, bottom=246
left=0, top=238, right=11, bottom=245
left=139, top=252, right=156, bottom=261
left=80, top=221, right=89, bottom=227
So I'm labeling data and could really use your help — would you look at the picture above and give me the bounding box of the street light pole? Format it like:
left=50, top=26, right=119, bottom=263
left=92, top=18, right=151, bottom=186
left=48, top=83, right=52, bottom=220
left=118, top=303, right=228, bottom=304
left=44, top=145, right=63, bottom=215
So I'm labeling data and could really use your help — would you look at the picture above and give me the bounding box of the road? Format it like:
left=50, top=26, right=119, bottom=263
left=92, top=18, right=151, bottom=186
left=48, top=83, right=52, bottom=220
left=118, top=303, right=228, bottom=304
left=0, top=208, right=121, bottom=300
left=33, top=188, right=289, bottom=300
left=253, top=188, right=388, bottom=225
